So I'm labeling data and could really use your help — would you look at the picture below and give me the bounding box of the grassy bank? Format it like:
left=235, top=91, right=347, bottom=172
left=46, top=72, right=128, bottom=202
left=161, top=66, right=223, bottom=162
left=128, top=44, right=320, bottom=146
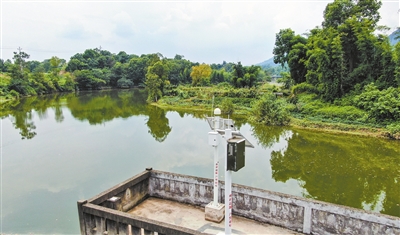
left=153, top=84, right=399, bottom=140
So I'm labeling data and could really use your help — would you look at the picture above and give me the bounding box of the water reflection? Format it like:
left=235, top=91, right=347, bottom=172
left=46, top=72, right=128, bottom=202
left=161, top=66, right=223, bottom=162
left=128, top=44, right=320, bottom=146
left=269, top=129, right=400, bottom=217
left=145, top=105, right=172, bottom=142
left=251, top=124, right=290, bottom=148
left=1, top=89, right=399, bottom=219
left=66, top=89, right=148, bottom=124
left=2, top=89, right=174, bottom=142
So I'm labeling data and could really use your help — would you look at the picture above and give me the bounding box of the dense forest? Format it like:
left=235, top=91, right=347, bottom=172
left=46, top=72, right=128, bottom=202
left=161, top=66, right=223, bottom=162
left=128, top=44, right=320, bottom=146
left=0, top=49, right=271, bottom=98
left=269, top=0, right=399, bottom=136
left=0, top=0, right=399, bottom=138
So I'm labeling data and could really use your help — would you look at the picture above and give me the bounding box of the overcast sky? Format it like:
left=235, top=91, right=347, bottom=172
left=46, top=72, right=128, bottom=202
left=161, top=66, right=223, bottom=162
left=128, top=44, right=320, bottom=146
left=1, top=0, right=399, bottom=65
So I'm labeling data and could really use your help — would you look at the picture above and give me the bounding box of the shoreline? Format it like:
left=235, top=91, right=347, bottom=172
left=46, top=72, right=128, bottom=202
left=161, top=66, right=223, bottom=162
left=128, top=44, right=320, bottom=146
left=151, top=101, right=398, bottom=140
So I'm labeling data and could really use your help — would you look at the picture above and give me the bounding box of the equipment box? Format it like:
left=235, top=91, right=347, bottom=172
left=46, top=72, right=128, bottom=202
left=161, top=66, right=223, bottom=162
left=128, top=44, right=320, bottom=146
left=227, top=138, right=245, bottom=172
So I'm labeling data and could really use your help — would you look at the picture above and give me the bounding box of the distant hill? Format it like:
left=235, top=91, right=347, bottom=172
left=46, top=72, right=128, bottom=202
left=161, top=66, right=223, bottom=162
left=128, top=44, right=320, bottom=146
left=389, top=29, right=400, bottom=45
left=255, top=57, right=289, bottom=77
left=256, top=57, right=279, bottom=69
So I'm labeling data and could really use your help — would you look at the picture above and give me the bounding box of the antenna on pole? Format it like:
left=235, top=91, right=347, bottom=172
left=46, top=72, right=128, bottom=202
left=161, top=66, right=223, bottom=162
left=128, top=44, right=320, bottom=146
left=211, top=95, right=215, bottom=117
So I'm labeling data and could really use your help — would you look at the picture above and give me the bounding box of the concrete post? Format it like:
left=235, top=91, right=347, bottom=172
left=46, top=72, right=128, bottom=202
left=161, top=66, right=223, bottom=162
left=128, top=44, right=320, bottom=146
left=224, top=128, right=233, bottom=235
left=77, top=200, right=87, bottom=235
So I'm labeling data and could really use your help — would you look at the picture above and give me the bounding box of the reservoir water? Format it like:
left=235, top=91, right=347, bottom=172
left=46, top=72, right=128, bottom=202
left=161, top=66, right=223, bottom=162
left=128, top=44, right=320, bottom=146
left=1, top=89, right=399, bottom=233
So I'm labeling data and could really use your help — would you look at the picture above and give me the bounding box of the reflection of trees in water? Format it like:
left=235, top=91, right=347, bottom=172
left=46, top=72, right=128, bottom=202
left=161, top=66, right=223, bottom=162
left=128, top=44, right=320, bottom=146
left=1, top=95, right=66, bottom=140
left=251, top=124, right=289, bottom=148
left=8, top=112, right=37, bottom=140
left=269, top=129, right=400, bottom=217
left=67, top=89, right=148, bottom=124
left=3, top=89, right=173, bottom=142
left=145, top=105, right=172, bottom=142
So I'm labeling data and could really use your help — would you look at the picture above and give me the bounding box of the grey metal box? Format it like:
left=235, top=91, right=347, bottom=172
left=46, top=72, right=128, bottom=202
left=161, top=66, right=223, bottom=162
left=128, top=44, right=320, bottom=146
left=227, top=138, right=245, bottom=172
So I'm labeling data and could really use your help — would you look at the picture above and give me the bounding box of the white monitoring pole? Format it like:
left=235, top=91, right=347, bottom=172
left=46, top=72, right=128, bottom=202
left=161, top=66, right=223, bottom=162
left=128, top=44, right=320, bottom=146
left=224, top=124, right=233, bottom=235
left=213, top=108, right=221, bottom=206
left=205, top=108, right=225, bottom=223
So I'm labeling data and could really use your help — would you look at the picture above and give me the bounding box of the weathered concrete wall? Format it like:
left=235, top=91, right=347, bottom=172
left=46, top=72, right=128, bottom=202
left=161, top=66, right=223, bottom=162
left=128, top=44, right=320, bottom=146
left=79, top=169, right=400, bottom=235
left=79, top=202, right=205, bottom=235
left=88, top=170, right=150, bottom=206
left=311, top=207, right=399, bottom=235
left=92, top=170, right=150, bottom=212
left=148, top=170, right=400, bottom=235
left=149, top=171, right=214, bottom=207
left=226, top=187, right=304, bottom=232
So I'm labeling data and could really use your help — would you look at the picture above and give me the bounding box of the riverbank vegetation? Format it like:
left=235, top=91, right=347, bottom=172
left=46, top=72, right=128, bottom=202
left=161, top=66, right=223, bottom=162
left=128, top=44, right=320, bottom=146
left=1, top=0, right=399, bottom=139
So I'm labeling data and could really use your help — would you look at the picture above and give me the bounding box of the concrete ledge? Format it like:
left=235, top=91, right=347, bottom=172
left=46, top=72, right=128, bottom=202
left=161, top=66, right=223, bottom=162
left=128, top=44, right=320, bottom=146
left=205, top=202, right=225, bottom=223
left=78, top=170, right=400, bottom=235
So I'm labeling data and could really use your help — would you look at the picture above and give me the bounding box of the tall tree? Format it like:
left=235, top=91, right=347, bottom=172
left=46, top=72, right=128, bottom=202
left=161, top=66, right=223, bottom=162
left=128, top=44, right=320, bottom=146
left=145, top=61, right=170, bottom=102
left=8, top=49, right=34, bottom=95
left=190, top=63, right=212, bottom=86
left=273, top=29, right=308, bottom=84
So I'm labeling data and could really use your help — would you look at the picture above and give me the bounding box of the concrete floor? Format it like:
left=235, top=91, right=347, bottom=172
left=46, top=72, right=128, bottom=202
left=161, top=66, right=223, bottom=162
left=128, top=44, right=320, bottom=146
left=128, top=197, right=301, bottom=235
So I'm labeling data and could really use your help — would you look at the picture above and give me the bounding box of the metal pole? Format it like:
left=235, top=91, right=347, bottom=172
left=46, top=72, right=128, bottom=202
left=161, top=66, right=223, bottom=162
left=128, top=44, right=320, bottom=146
left=224, top=128, right=232, bottom=235
left=213, top=115, right=220, bottom=206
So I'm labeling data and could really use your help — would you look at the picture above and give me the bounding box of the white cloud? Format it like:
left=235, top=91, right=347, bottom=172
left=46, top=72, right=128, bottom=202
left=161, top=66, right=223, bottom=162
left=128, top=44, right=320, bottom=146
left=1, top=1, right=398, bottom=65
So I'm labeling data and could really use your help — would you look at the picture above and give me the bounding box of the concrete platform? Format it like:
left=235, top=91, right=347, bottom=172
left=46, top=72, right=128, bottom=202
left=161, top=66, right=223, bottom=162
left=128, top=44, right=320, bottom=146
left=128, top=197, right=300, bottom=234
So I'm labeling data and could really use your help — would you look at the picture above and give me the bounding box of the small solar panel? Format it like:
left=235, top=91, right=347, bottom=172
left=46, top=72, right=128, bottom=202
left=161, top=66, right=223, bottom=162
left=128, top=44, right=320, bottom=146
left=206, top=116, right=254, bottom=148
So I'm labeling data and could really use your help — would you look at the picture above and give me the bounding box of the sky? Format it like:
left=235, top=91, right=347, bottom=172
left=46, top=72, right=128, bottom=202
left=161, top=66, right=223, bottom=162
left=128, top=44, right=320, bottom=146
left=1, top=0, right=399, bottom=66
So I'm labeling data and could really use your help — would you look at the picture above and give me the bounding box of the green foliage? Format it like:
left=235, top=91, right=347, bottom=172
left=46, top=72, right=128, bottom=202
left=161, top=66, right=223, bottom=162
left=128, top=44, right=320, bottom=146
left=354, top=84, right=400, bottom=122
left=314, top=106, right=366, bottom=121
left=220, top=98, right=234, bottom=115
left=74, top=70, right=106, bottom=90
left=386, top=123, right=400, bottom=139
left=190, top=63, right=212, bottom=86
left=273, top=28, right=307, bottom=84
left=117, top=77, right=134, bottom=89
left=273, top=0, right=397, bottom=104
left=145, top=60, right=170, bottom=102
left=277, top=72, right=292, bottom=89
left=291, top=82, right=319, bottom=95
left=250, top=93, right=290, bottom=126
left=231, top=63, right=260, bottom=88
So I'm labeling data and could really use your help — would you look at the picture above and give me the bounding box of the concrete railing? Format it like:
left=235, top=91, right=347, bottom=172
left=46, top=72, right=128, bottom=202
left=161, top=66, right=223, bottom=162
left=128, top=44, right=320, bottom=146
left=78, top=169, right=400, bottom=235
left=77, top=170, right=207, bottom=235
left=148, top=170, right=400, bottom=234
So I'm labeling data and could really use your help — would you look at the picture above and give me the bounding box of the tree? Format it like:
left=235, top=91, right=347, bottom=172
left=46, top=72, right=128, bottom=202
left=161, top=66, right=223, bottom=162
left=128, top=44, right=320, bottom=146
left=110, top=62, right=127, bottom=87
left=8, top=49, right=35, bottom=95
left=13, top=48, right=30, bottom=73
left=273, top=29, right=296, bottom=67
left=273, top=29, right=308, bottom=85
left=74, top=70, right=106, bottom=90
left=231, top=63, right=260, bottom=88
left=394, top=42, right=400, bottom=86
left=145, top=61, right=170, bottom=102
left=0, top=59, right=12, bottom=72
left=50, top=56, right=62, bottom=76
left=322, top=0, right=381, bottom=29
left=115, top=51, right=130, bottom=63
left=190, top=63, right=212, bottom=86
left=127, top=57, right=148, bottom=86
left=250, top=93, right=290, bottom=126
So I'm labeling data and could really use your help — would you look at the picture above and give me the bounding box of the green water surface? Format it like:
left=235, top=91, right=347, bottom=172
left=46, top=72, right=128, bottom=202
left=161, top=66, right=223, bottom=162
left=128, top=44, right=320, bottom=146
left=1, top=89, right=398, bottom=233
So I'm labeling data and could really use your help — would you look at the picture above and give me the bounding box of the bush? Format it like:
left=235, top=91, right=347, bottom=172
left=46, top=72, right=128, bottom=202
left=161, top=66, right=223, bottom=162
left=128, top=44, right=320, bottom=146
left=250, top=93, right=290, bottom=126
left=9, top=89, right=20, bottom=99
left=314, top=106, right=366, bottom=121
left=220, top=98, right=234, bottom=115
left=117, top=78, right=134, bottom=89
left=292, top=82, right=319, bottom=95
left=354, top=84, right=400, bottom=122
left=386, top=123, right=400, bottom=139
